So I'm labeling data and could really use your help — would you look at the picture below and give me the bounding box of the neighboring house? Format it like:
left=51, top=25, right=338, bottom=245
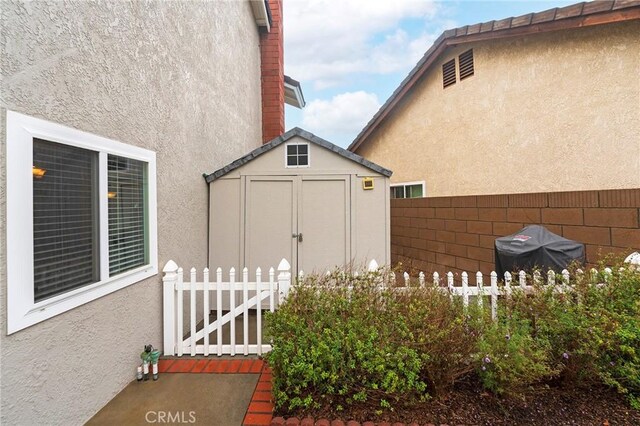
left=349, top=1, right=640, bottom=198
left=1, top=0, right=301, bottom=424
left=206, top=127, right=392, bottom=275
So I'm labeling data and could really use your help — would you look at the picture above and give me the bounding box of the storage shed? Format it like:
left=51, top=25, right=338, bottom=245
left=205, top=128, right=392, bottom=274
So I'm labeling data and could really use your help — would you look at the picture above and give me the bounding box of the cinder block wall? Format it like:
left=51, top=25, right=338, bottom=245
left=391, top=189, right=640, bottom=275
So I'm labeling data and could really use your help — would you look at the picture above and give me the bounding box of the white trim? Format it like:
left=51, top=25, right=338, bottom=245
left=284, top=81, right=305, bottom=109
left=390, top=180, right=426, bottom=198
left=249, top=0, right=270, bottom=32
left=6, top=111, right=158, bottom=334
left=284, top=141, right=310, bottom=169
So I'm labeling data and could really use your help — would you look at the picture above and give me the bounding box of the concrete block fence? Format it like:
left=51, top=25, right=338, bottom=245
left=390, top=188, right=640, bottom=276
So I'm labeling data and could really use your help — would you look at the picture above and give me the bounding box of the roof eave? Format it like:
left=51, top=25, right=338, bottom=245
left=347, top=4, right=640, bottom=153
left=204, top=128, right=392, bottom=183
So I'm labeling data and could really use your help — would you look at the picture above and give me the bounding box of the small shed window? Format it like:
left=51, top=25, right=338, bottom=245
left=286, top=143, right=309, bottom=167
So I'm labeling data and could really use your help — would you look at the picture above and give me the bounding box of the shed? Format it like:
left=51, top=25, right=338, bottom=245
left=205, top=128, right=393, bottom=274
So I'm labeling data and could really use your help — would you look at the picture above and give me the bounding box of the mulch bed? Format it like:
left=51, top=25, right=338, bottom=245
left=275, top=379, right=640, bottom=425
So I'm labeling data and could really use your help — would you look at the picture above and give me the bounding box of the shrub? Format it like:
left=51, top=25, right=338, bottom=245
left=265, top=270, right=428, bottom=413
left=266, top=259, right=640, bottom=414
left=476, top=313, right=556, bottom=395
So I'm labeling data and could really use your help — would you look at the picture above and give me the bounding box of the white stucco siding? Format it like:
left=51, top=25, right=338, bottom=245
left=0, top=1, right=262, bottom=424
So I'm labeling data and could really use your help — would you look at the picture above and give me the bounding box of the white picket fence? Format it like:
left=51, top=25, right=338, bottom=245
left=163, top=256, right=615, bottom=357
left=162, top=258, right=291, bottom=357
left=365, top=259, right=612, bottom=321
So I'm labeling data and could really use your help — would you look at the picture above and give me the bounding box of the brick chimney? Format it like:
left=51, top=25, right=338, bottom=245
left=260, top=0, right=284, bottom=143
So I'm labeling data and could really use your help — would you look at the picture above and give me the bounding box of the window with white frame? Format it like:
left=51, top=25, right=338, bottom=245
left=391, top=181, right=425, bottom=199
left=6, top=111, right=158, bottom=333
left=285, top=142, right=309, bottom=167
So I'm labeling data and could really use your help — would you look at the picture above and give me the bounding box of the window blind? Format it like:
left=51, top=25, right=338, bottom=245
left=108, top=155, right=146, bottom=276
left=33, top=138, right=99, bottom=302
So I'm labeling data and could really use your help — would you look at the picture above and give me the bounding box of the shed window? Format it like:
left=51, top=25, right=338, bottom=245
left=286, top=143, right=309, bottom=167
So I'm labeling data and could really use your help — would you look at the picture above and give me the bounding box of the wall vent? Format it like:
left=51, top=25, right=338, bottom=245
left=442, top=59, right=456, bottom=88
left=459, top=49, right=474, bottom=80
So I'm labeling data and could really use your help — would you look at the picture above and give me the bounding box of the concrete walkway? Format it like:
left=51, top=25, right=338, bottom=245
left=86, top=372, right=258, bottom=426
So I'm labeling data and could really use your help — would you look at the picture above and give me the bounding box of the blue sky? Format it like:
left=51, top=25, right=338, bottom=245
left=283, top=0, right=575, bottom=147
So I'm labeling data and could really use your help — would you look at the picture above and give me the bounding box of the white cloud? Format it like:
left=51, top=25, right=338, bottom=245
left=302, top=91, right=381, bottom=137
left=284, top=0, right=442, bottom=89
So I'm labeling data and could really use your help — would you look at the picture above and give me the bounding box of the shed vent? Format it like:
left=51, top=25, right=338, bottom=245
left=442, top=59, right=456, bottom=88
left=458, top=49, right=474, bottom=80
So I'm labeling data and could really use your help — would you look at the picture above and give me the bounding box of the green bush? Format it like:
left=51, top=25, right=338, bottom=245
left=499, top=262, right=640, bottom=405
left=266, top=260, right=640, bottom=414
left=476, top=314, right=556, bottom=395
left=265, top=270, right=428, bottom=413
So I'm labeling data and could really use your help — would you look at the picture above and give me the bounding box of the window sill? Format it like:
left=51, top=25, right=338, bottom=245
left=9, top=264, right=158, bottom=334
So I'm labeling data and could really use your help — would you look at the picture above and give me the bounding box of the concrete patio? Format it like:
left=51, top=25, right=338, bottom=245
left=86, top=358, right=273, bottom=426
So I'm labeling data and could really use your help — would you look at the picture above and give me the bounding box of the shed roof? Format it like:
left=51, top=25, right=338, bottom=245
left=347, top=0, right=640, bottom=152
left=205, top=127, right=393, bottom=183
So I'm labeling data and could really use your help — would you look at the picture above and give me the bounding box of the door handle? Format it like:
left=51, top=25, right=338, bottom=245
left=292, top=233, right=303, bottom=242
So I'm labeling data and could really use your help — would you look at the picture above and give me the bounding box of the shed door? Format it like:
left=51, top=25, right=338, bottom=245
left=245, top=177, right=297, bottom=273
left=244, top=175, right=350, bottom=275
left=298, top=177, right=349, bottom=274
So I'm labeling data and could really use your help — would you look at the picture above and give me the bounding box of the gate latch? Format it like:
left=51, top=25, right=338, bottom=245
left=292, top=233, right=303, bottom=242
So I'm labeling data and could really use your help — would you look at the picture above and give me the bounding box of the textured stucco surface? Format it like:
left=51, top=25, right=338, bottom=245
left=355, top=22, right=640, bottom=196
left=0, top=1, right=262, bottom=424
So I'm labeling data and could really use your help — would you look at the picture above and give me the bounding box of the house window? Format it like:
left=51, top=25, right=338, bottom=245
left=285, top=142, right=309, bottom=167
left=391, top=181, right=425, bottom=199
left=6, top=111, right=158, bottom=333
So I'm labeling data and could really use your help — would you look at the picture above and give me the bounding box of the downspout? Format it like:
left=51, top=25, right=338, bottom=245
left=202, top=173, right=210, bottom=269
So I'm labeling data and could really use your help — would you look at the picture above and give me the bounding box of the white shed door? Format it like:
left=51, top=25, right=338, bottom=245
left=245, top=178, right=297, bottom=273
left=298, top=177, right=349, bottom=274
left=244, top=176, right=350, bottom=275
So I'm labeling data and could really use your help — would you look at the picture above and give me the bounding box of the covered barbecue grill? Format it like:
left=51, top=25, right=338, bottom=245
left=495, top=225, right=585, bottom=277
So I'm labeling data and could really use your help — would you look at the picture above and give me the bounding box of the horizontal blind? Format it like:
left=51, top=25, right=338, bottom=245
left=108, top=155, right=146, bottom=276
left=33, top=138, right=99, bottom=302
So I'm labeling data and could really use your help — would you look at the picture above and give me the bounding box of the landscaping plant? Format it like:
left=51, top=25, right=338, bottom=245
left=266, top=258, right=640, bottom=417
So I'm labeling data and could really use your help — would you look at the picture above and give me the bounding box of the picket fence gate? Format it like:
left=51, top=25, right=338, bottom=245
left=162, top=258, right=291, bottom=357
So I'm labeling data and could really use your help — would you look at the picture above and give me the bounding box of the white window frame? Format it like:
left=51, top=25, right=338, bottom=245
left=391, top=181, right=426, bottom=199
left=284, top=142, right=310, bottom=168
left=6, top=111, right=158, bottom=334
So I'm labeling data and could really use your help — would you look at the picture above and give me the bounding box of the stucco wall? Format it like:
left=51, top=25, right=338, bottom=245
left=0, top=1, right=262, bottom=424
left=355, top=21, right=640, bottom=196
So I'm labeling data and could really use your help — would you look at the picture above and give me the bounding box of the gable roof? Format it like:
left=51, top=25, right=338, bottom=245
left=205, top=127, right=392, bottom=183
left=347, top=0, right=640, bottom=153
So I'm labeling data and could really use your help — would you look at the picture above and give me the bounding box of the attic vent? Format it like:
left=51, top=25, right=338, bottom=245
left=442, top=59, right=456, bottom=88
left=458, top=49, right=474, bottom=80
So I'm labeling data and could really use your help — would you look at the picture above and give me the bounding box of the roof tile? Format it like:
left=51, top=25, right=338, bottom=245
left=613, top=0, right=640, bottom=10
left=531, top=8, right=557, bottom=24
left=479, top=21, right=495, bottom=32
left=555, top=2, right=585, bottom=19
left=455, top=25, right=469, bottom=36
left=466, top=23, right=482, bottom=34
left=582, top=1, right=614, bottom=14
left=511, top=13, right=533, bottom=27
left=493, top=17, right=513, bottom=30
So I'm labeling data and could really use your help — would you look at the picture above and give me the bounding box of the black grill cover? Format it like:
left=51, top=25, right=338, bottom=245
left=494, top=225, right=585, bottom=277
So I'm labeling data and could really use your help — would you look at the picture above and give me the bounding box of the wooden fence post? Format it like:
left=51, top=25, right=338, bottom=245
left=162, top=260, right=179, bottom=356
